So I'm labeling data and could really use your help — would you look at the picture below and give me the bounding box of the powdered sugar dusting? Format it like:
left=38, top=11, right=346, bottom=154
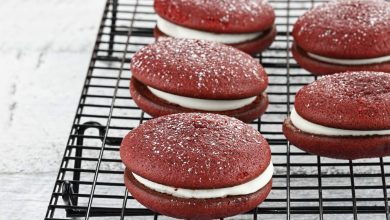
left=190, top=0, right=269, bottom=23
left=131, top=38, right=267, bottom=99
left=155, top=0, right=273, bottom=32
left=293, top=0, right=390, bottom=58
left=304, top=71, right=390, bottom=103
left=295, top=71, right=390, bottom=130
left=122, top=113, right=269, bottom=188
left=140, top=113, right=263, bottom=171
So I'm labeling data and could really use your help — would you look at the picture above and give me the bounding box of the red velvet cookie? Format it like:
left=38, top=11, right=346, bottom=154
left=283, top=71, right=390, bottom=160
left=130, top=38, right=269, bottom=122
left=292, top=0, right=390, bottom=75
left=120, top=113, right=273, bottom=219
left=153, top=0, right=276, bottom=55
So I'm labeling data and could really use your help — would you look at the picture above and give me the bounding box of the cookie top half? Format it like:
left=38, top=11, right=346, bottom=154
left=131, top=38, right=268, bottom=99
left=120, top=113, right=271, bottom=189
left=295, top=71, right=390, bottom=130
left=293, top=0, right=390, bottom=58
left=154, top=0, right=275, bottom=33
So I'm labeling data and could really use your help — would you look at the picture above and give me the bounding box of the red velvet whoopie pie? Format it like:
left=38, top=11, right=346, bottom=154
left=283, top=71, right=390, bottom=160
left=130, top=38, right=269, bottom=122
left=292, top=0, right=390, bottom=75
left=153, top=0, right=276, bottom=55
left=120, top=113, right=273, bottom=219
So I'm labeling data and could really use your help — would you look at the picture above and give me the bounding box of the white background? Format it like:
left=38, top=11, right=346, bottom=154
left=0, top=0, right=105, bottom=219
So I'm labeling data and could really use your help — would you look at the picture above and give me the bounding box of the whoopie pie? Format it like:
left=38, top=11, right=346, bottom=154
left=283, top=71, right=390, bottom=160
left=153, top=0, right=276, bottom=55
left=120, top=113, right=273, bottom=219
left=130, top=38, right=269, bottom=122
left=292, top=0, right=390, bottom=75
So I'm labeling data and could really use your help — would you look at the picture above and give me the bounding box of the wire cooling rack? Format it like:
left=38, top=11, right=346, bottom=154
left=44, top=0, right=390, bottom=219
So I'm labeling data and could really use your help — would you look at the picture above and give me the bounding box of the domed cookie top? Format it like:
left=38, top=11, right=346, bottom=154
left=293, top=0, right=390, bottom=58
left=154, top=0, right=275, bottom=33
left=120, top=113, right=271, bottom=189
left=131, top=38, right=268, bottom=99
left=295, top=71, right=390, bottom=130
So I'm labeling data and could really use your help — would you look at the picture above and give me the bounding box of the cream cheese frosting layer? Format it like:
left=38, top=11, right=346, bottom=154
left=290, top=108, right=390, bottom=136
left=156, top=15, right=263, bottom=44
left=132, top=162, right=273, bottom=199
left=307, top=52, right=390, bottom=65
left=148, top=86, right=257, bottom=111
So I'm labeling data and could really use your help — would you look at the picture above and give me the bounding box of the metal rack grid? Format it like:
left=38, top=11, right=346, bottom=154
left=44, top=0, right=390, bottom=219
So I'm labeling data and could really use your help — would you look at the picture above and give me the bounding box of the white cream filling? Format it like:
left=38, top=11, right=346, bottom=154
left=290, top=108, right=390, bottom=136
left=307, top=52, right=390, bottom=65
left=132, top=162, right=273, bottom=199
left=148, top=86, right=257, bottom=111
left=156, top=15, right=263, bottom=44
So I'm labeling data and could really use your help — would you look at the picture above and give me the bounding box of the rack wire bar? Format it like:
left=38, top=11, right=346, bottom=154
left=45, top=0, right=390, bottom=219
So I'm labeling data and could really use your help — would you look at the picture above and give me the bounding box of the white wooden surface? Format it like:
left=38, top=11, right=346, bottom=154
left=0, top=172, right=55, bottom=219
left=0, top=0, right=105, bottom=219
